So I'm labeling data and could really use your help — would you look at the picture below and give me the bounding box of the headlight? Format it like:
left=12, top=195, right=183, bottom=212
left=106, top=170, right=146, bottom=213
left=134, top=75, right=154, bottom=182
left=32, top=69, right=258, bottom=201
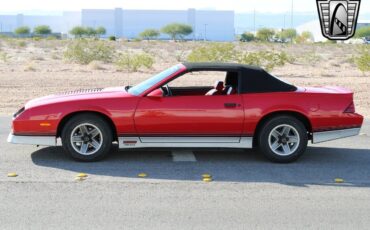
left=13, top=107, right=25, bottom=118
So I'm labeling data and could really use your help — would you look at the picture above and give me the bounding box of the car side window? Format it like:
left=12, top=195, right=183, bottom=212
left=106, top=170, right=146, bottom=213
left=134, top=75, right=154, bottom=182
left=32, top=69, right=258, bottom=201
left=166, top=71, right=239, bottom=97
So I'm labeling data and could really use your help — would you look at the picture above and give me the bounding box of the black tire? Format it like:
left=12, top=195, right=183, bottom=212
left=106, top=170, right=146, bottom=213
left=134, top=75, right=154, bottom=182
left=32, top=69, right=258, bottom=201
left=61, top=113, right=113, bottom=161
left=258, top=115, right=308, bottom=163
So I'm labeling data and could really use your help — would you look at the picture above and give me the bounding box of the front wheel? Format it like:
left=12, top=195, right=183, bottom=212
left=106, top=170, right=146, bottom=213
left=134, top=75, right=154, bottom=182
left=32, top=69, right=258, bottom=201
left=258, top=116, right=308, bottom=163
left=61, top=114, right=113, bottom=161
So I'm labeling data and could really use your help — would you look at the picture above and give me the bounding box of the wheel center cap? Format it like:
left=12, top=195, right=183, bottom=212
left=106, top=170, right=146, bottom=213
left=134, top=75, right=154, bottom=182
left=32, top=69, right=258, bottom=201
left=279, top=135, right=289, bottom=144
left=83, top=136, right=90, bottom=142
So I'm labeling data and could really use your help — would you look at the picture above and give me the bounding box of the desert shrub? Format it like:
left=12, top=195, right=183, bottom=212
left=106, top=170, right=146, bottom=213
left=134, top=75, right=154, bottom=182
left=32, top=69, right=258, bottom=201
left=115, top=52, right=154, bottom=72
left=64, top=40, right=114, bottom=64
left=0, top=51, right=9, bottom=62
left=295, top=31, right=314, bottom=43
left=88, top=61, right=105, bottom=70
left=276, top=28, right=297, bottom=42
left=256, top=28, right=275, bottom=41
left=236, top=51, right=293, bottom=71
left=132, top=38, right=142, bottom=42
left=240, top=32, right=255, bottom=42
left=187, top=43, right=235, bottom=62
left=17, top=41, right=27, bottom=47
left=355, top=47, right=370, bottom=72
left=139, top=29, right=160, bottom=40
left=297, top=51, right=322, bottom=65
left=175, top=50, right=187, bottom=62
left=23, top=62, right=36, bottom=71
left=355, top=26, right=370, bottom=38
left=108, top=36, right=116, bottom=41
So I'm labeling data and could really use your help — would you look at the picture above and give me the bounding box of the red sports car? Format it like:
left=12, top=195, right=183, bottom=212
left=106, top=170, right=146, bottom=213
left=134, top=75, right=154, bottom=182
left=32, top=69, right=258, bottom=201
left=8, top=63, right=363, bottom=162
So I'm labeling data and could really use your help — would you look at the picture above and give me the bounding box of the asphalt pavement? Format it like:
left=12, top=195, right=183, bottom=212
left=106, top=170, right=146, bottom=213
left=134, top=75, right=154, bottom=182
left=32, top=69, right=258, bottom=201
left=1, top=116, right=370, bottom=229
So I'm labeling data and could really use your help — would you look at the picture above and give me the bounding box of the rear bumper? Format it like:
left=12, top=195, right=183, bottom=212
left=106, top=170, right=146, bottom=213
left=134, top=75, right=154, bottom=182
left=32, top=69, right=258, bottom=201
left=312, top=127, right=361, bottom=144
left=7, top=133, right=61, bottom=146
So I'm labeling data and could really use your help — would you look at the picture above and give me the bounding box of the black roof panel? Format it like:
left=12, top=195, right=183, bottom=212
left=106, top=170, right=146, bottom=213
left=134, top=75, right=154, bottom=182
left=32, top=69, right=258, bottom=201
left=182, top=62, right=263, bottom=72
left=182, top=62, right=297, bottom=93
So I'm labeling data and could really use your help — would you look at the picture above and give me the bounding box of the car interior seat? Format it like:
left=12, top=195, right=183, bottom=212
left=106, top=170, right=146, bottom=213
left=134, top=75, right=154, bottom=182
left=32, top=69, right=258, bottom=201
left=224, top=72, right=238, bottom=95
left=205, top=81, right=224, bottom=96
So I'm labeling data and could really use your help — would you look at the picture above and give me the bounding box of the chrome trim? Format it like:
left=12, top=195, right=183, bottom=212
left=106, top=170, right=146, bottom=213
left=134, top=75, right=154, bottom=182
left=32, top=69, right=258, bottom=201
left=7, top=133, right=61, bottom=146
left=119, top=136, right=252, bottom=149
left=312, top=128, right=361, bottom=144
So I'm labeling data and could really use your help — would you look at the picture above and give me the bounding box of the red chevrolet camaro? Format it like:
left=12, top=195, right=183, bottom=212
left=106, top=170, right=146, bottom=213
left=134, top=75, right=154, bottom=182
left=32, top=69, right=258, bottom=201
left=8, top=63, right=363, bottom=162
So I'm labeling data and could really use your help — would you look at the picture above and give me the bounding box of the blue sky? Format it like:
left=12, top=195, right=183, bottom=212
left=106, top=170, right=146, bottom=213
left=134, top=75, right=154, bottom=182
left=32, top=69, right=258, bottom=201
left=0, top=0, right=369, bottom=14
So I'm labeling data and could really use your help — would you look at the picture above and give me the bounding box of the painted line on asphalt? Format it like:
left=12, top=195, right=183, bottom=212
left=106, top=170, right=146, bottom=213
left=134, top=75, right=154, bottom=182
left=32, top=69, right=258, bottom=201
left=171, top=150, right=197, bottom=162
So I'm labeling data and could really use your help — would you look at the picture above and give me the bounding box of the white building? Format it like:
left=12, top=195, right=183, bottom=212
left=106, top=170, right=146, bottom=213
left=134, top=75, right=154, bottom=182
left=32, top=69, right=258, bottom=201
left=0, top=8, right=235, bottom=41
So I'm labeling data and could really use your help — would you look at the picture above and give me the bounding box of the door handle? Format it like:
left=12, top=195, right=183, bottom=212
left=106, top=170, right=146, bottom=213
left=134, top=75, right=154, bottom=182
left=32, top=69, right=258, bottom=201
left=224, top=103, right=237, bottom=108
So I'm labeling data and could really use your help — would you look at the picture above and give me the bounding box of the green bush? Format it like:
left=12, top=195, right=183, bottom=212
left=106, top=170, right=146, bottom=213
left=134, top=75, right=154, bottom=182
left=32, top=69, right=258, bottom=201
left=355, top=26, right=370, bottom=38
left=278, top=28, right=297, bottom=42
left=33, top=25, right=52, bottom=35
left=139, top=29, right=160, bottom=40
left=295, top=31, right=314, bottom=43
left=64, top=40, right=114, bottom=64
left=237, top=51, right=292, bottom=71
left=240, top=32, right=255, bottom=42
left=115, top=52, right=154, bottom=72
left=69, top=26, right=107, bottom=38
left=14, top=26, right=30, bottom=36
left=256, top=28, right=275, bottom=41
left=0, top=51, right=8, bottom=62
left=108, top=36, right=116, bottom=41
left=355, top=47, right=370, bottom=72
left=187, top=43, right=235, bottom=62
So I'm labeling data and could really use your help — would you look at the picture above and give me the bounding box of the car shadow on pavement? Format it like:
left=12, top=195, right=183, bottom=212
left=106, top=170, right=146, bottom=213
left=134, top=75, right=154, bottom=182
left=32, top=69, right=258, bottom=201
left=31, top=146, right=370, bottom=187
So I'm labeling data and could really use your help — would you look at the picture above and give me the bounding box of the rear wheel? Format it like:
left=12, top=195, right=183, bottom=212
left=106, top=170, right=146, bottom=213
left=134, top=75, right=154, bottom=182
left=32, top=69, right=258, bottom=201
left=61, top=114, right=113, bottom=161
left=258, top=116, right=308, bottom=163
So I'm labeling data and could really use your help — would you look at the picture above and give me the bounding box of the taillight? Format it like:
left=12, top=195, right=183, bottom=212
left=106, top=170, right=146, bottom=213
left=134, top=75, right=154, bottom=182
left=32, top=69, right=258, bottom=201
left=344, top=102, right=355, bottom=113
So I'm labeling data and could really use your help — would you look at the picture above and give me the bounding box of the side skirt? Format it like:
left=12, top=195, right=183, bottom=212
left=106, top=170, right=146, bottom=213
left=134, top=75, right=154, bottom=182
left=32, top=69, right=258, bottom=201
left=7, top=134, right=62, bottom=146
left=118, top=136, right=253, bottom=149
left=312, top=128, right=361, bottom=143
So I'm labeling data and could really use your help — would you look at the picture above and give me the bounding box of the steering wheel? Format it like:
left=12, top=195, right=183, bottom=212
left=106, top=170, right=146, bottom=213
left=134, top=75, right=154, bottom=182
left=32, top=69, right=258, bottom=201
left=161, top=84, right=172, bottom=96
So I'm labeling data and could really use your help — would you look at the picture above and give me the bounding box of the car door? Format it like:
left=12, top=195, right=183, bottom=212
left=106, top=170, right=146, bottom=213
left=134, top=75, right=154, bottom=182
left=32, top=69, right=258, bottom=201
left=134, top=93, right=244, bottom=142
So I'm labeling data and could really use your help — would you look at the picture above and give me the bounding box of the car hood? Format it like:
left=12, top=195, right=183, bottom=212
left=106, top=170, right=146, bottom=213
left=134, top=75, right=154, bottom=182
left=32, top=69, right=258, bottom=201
left=25, top=86, right=133, bottom=109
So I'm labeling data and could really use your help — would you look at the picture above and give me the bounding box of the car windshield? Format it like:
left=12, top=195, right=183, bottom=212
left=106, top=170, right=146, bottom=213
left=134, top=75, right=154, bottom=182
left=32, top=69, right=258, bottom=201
left=128, top=65, right=181, bottom=96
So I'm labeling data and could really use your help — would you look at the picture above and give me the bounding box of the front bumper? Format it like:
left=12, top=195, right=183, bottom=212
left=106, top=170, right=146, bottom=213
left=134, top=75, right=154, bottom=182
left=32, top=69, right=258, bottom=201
left=312, top=127, right=361, bottom=144
left=7, top=133, right=61, bottom=146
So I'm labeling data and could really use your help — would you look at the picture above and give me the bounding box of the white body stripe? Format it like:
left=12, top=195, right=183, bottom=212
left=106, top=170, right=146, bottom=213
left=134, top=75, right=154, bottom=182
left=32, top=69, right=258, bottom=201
left=7, top=127, right=362, bottom=148
left=7, top=134, right=61, bottom=146
left=118, top=137, right=252, bottom=149
left=312, top=128, right=361, bottom=143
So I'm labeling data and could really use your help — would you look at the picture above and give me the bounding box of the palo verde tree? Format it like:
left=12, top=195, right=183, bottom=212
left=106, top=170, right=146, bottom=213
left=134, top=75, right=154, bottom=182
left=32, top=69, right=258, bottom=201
left=14, top=26, right=30, bottom=37
left=278, top=28, right=297, bottom=42
left=139, top=29, right=160, bottom=41
left=69, top=26, right=87, bottom=38
left=161, top=23, right=193, bottom=41
left=95, top=26, right=107, bottom=38
left=240, top=32, right=255, bottom=42
left=256, top=28, right=275, bottom=42
left=85, top=27, right=97, bottom=37
left=33, top=25, right=52, bottom=36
